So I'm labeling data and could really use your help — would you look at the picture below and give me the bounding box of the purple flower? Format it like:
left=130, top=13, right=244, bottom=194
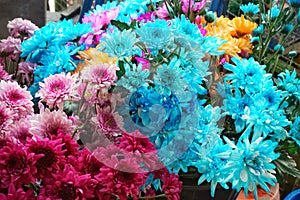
left=0, top=36, right=21, bottom=64
left=7, top=18, right=39, bottom=38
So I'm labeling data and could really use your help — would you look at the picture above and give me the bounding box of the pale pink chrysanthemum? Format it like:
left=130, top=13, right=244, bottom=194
left=7, top=18, right=39, bottom=38
left=0, top=104, right=14, bottom=135
left=81, top=63, right=118, bottom=89
left=36, top=73, right=73, bottom=109
left=0, top=64, right=11, bottom=81
left=8, top=118, right=32, bottom=144
left=17, top=61, right=37, bottom=85
left=0, top=80, right=33, bottom=119
left=0, top=36, right=21, bottom=64
left=30, top=108, right=75, bottom=139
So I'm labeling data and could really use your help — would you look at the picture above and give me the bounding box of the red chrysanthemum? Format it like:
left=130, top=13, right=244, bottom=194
left=0, top=141, right=40, bottom=188
left=26, top=137, right=66, bottom=179
left=42, top=164, right=97, bottom=200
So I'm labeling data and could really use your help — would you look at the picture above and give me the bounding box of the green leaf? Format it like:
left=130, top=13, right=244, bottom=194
left=116, top=60, right=125, bottom=79
left=110, top=20, right=130, bottom=31
left=274, top=153, right=300, bottom=180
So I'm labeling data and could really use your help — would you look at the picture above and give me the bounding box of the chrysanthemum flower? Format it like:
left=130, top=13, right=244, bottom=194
left=0, top=64, right=11, bottom=81
left=7, top=18, right=39, bottom=38
left=17, top=61, right=37, bottom=85
left=27, top=137, right=66, bottom=179
left=30, top=108, right=75, bottom=138
left=0, top=183, right=35, bottom=199
left=36, top=73, right=73, bottom=109
left=43, top=164, right=97, bottom=200
left=0, top=81, right=33, bottom=119
left=50, top=129, right=79, bottom=157
left=95, top=157, right=147, bottom=199
left=0, top=104, right=14, bottom=134
left=231, top=15, right=258, bottom=38
left=0, top=141, right=40, bottom=188
left=0, top=36, right=21, bottom=60
left=224, top=137, right=279, bottom=199
left=162, top=173, right=182, bottom=200
left=8, top=118, right=32, bottom=143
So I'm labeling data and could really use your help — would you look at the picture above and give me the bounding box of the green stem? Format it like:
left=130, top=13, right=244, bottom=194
left=270, top=54, right=280, bottom=74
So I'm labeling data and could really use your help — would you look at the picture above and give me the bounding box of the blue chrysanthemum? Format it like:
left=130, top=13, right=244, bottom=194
left=240, top=3, right=259, bottom=15
left=224, top=136, right=279, bottom=199
left=288, top=0, right=300, bottom=7
left=100, top=29, right=138, bottom=57
left=289, top=117, right=300, bottom=146
left=278, top=70, right=300, bottom=101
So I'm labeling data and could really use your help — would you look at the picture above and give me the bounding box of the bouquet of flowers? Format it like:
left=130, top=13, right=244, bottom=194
left=0, top=0, right=300, bottom=199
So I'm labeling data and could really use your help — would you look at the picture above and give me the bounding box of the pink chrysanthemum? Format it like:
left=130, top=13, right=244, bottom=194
left=0, top=64, right=11, bottom=81
left=80, top=7, right=120, bottom=47
left=181, top=0, right=207, bottom=13
left=162, top=173, right=182, bottom=200
left=0, top=183, right=35, bottom=200
left=17, top=61, right=37, bottom=85
left=0, top=141, right=40, bottom=189
left=36, top=73, right=73, bottom=109
left=95, top=157, right=147, bottom=200
left=43, top=164, right=97, bottom=200
left=0, top=36, right=21, bottom=64
left=0, top=80, right=33, bottom=119
left=26, top=137, right=66, bottom=179
left=30, top=108, right=75, bottom=138
left=81, top=63, right=118, bottom=89
left=7, top=18, right=38, bottom=38
left=117, top=131, right=161, bottom=170
left=8, top=118, right=32, bottom=143
left=156, top=4, right=169, bottom=19
left=0, top=104, right=14, bottom=135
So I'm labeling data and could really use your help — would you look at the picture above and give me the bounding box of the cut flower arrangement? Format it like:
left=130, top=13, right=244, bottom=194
left=0, top=0, right=300, bottom=199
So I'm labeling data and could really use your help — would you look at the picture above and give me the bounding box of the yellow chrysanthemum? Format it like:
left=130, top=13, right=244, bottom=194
left=231, top=15, right=258, bottom=38
left=75, top=48, right=118, bottom=73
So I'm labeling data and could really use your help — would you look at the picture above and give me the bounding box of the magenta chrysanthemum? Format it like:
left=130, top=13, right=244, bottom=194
left=162, top=173, right=182, bottom=200
left=43, top=164, right=97, bottom=200
left=36, top=73, right=73, bottom=109
left=0, top=36, right=21, bottom=65
left=7, top=18, right=38, bottom=38
left=50, top=129, right=79, bottom=157
left=0, top=141, right=39, bottom=189
left=95, top=157, right=147, bottom=199
left=27, top=137, right=66, bottom=179
left=0, top=183, right=35, bottom=199
left=30, top=108, right=75, bottom=138
left=0, top=80, right=33, bottom=119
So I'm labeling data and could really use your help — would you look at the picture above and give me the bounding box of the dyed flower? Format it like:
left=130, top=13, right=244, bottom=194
left=0, top=141, right=39, bottom=188
left=253, top=24, right=264, bottom=36
left=100, top=29, right=138, bottom=57
left=8, top=118, right=32, bottom=143
left=231, top=15, right=258, bottom=38
left=80, top=63, right=118, bottom=89
left=17, top=61, right=37, bottom=84
left=283, top=24, right=294, bottom=34
left=36, top=73, right=73, bottom=109
left=267, top=6, right=280, bottom=20
left=7, top=18, right=38, bottom=38
left=289, top=117, right=300, bottom=146
left=274, top=44, right=285, bottom=53
left=27, top=137, right=66, bottom=179
left=155, top=4, right=169, bottom=19
left=161, top=173, right=182, bottom=200
left=0, top=104, right=14, bottom=134
left=30, top=108, right=75, bottom=138
left=224, top=137, right=279, bottom=199
left=181, top=0, right=207, bottom=13
left=240, top=3, right=259, bottom=15
left=0, top=64, right=11, bottom=81
left=0, top=36, right=21, bottom=64
left=278, top=70, right=300, bottom=100
left=0, top=81, right=33, bottom=119
left=43, top=164, right=97, bottom=199
left=95, top=157, right=147, bottom=199
left=288, top=0, right=300, bottom=7
left=205, top=11, right=216, bottom=23
left=0, top=183, right=34, bottom=200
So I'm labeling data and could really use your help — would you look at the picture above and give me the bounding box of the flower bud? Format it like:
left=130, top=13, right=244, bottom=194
left=282, top=24, right=294, bottom=34
left=250, top=36, right=260, bottom=45
left=253, top=24, right=264, bottom=36
left=274, top=44, right=285, bottom=54
left=288, top=51, right=298, bottom=58
left=205, top=11, right=216, bottom=23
